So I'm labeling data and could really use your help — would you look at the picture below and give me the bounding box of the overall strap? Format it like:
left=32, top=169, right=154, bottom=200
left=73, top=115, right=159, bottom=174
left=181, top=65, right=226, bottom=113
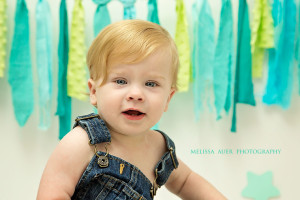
left=73, top=113, right=111, bottom=144
left=154, top=130, right=179, bottom=186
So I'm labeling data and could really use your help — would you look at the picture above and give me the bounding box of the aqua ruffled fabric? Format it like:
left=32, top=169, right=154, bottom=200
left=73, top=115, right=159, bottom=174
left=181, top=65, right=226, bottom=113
left=56, top=0, right=72, bottom=139
left=0, top=0, right=7, bottom=77
left=251, top=0, right=274, bottom=78
left=192, top=0, right=215, bottom=119
left=231, top=0, right=256, bottom=132
left=120, top=0, right=136, bottom=19
left=147, top=0, right=160, bottom=24
left=213, top=0, right=234, bottom=119
left=93, top=0, right=111, bottom=37
left=263, top=0, right=296, bottom=109
left=8, top=0, right=34, bottom=126
left=175, top=0, right=191, bottom=92
left=36, top=0, right=53, bottom=130
left=67, top=0, right=87, bottom=101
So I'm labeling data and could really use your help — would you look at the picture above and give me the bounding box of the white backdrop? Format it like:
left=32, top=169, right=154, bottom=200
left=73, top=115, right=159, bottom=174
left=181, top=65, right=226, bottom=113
left=1, top=0, right=300, bottom=199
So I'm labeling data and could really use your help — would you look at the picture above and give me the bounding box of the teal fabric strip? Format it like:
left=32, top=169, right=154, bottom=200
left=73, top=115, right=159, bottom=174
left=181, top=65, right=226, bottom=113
left=231, top=0, right=256, bottom=132
left=263, top=0, right=296, bottom=109
left=56, top=0, right=71, bottom=139
left=92, top=0, right=111, bottom=37
left=120, top=0, right=136, bottom=19
left=36, top=0, right=53, bottom=130
left=147, top=0, right=160, bottom=24
left=213, top=0, right=234, bottom=119
left=296, top=0, right=300, bottom=95
left=8, top=0, right=34, bottom=126
left=192, top=0, right=215, bottom=120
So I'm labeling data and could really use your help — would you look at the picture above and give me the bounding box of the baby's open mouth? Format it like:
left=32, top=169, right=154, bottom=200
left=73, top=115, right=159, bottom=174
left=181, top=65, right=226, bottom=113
left=122, top=110, right=145, bottom=116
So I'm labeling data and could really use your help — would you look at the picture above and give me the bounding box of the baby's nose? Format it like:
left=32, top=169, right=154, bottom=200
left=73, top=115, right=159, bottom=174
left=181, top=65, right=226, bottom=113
left=126, top=86, right=144, bottom=102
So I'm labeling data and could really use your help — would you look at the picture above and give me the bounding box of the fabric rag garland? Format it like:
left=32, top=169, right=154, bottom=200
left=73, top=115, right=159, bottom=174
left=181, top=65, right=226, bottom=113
left=0, top=0, right=7, bottom=77
left=296, top=1, right=300, bottom=95
left=213, top=0, right=234, bottom=120
left=231, top=0, right=256, bottom=132
left=67, top=0, right=87, bottom=101
left=93, top=0, right=111, bottom=37
left=120, top=0, right=136, bottom=19
left=251, top=0, right=274, bottom=78
left=56, top=0, right=72, bottom=140
left=35, top=0, right=53, bottom=130
left=175, top=0, right=191, bottom=92
left=8, top=0, right=34, bottom=126
left=192, top=0, right=215, bottom=119
left=263, top=0, right=296, bottom=109
left=147, top=0, right=160, bottom=24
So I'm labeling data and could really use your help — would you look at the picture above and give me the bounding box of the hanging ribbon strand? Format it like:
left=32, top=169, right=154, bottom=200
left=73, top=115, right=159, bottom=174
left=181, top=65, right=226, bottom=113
left=0, top=0, right=7, bottom=77
left=93, top=0, right=111, bottom=37
left=35, top=0, right=53, bottom=130
left=231, top=0, right=256, bottom=132
left=147, top=0, right=160, bottom=24
left=120, top=0, right=136, bottom=19
left=251, top=0, right=274, bottom=78
left=175, top=0, right=191, bottom=92
left=296, top=1, right=300, bottom=95
left=67, top=0, right=87, bottom=101
left=192, top=0, right=215, bottom=119
left=56, top=0, right=72, bottom=139
left=263, top=0, right=296, bottom=109
left=8, top=0, right=34, bottom=126
left=213, top=0, right=234, bottom=120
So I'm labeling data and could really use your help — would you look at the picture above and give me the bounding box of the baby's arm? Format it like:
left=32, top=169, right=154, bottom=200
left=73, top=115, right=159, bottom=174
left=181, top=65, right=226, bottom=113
left=165, top=159, right=227, bottom=200
left=37, top=127, right=93, bottom=200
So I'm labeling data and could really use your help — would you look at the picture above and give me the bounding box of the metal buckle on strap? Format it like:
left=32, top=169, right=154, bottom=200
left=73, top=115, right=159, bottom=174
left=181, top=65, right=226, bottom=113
left=169, top=147, right=177, bottom=169
left=150, top=168, right=160, bottom=198
left=75, top=114, right=100, bottom=122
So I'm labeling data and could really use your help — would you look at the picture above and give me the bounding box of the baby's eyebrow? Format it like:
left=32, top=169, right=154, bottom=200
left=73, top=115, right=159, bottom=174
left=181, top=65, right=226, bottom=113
left=108, top=72, right=126, bottom=77
left=148, top=74, right=166, bottom=81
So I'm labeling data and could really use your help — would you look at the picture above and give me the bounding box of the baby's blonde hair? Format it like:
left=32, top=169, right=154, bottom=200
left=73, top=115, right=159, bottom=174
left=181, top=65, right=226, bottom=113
left=87, top=19, right=179, bottom=89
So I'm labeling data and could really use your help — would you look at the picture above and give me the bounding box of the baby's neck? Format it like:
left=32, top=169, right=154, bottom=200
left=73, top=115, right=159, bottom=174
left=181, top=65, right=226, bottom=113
left=109, top=129, right=152, bottom=151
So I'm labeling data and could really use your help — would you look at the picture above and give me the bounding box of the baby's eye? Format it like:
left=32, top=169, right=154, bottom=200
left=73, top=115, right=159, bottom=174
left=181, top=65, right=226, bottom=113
left=145, top=81, right=158, bottom=87
left=115, top=79, right=127, bottom=85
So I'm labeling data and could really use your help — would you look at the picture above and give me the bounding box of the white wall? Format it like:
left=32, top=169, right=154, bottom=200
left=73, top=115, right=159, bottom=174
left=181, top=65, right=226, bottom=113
left=1, top=0, right=300, bottom=199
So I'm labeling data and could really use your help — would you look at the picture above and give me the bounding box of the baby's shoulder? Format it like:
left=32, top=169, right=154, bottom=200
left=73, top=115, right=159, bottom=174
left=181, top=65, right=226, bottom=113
left=63, top=126, right=90, bottom=145
left=59, top=126, right=94, bottom=161
left=150, top=130, right=169, bottom=155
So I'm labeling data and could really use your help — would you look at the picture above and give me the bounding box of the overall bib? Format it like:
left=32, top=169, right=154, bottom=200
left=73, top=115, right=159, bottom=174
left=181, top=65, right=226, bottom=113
left=71, top=113, right=179, bottom=200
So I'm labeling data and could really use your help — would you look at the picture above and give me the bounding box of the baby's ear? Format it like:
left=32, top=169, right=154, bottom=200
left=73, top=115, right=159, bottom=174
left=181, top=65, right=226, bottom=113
left=88, top=79, right=97, bottom=106
left=164, top=88, right=176, bottom=112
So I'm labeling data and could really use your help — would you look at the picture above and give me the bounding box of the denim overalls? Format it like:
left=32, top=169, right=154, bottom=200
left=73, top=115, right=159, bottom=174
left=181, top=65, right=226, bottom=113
left=71, top=113, right=179, bottom=200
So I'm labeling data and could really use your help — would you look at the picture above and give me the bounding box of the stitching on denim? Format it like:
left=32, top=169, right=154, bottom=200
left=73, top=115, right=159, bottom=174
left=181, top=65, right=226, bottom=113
left=128, top=167, right=138, bottom=188
left=108, top=156, right=152, bottom=186
left=96, top=175, right=121, bottom=195
left=123, top=185, right=143, bottom=200
left=98, top=119, right=111, bottom=142
left=97, top=174, right=144, bottom=200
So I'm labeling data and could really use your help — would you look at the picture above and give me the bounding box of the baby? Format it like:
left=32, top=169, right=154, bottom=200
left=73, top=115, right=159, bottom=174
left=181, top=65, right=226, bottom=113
left=37, top=20, right=226, bottom=200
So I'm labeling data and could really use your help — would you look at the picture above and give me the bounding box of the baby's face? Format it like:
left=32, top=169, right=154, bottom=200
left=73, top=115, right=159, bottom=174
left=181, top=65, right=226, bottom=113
left=89, top=50, right=175, bottom=136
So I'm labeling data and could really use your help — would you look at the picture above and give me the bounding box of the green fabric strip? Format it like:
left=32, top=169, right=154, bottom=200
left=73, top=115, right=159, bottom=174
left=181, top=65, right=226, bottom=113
left=251, top=0, right=274, bottom=78
left=0, top=0, right=7, bottom=77
left=175, top=0, right=191, bottom=92
left=67, top=0, right=87, bottom=101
